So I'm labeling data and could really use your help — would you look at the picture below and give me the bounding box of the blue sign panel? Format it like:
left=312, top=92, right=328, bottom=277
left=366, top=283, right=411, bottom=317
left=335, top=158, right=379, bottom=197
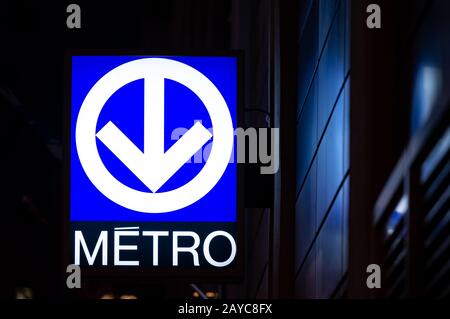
left=70, top=56, right=237, bottom=222
left=67, top=54, right=240, bottom=271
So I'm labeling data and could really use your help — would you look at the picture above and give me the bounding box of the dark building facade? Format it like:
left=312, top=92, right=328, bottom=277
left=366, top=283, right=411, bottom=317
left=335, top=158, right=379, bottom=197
left=227, top=0, right=450, bottom=299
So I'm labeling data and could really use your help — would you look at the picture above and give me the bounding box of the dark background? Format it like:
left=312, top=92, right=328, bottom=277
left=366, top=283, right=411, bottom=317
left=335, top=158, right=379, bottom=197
left=1, top=0, right=449, bottom=299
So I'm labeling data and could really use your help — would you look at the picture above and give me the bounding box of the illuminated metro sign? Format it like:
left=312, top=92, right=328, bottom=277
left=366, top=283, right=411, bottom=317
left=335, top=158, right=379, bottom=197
left=66, top=52, right=241, bottom=276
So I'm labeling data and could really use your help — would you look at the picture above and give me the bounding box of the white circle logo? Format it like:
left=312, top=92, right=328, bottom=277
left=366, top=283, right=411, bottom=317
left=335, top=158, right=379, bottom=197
left=75, top=58, right=234, bottom=213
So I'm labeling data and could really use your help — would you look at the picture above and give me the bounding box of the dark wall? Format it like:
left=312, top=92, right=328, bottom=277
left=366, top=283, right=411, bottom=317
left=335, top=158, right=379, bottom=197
left=225, top=0, right=273, bottom=299
left=294, top=0, right=350, bottom=298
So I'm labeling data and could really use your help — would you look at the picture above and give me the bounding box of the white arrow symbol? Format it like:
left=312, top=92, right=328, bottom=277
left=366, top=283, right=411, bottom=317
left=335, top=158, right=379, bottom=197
left=96, top=76, right=212, bottom=193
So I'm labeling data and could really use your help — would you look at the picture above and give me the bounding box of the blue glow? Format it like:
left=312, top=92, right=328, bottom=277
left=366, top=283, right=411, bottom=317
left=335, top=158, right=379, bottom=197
left=411, top=65, right=442, bottom=134
left=70, top=56, right=237, bottom=222
left=386, top=195, right=408, bottom=237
